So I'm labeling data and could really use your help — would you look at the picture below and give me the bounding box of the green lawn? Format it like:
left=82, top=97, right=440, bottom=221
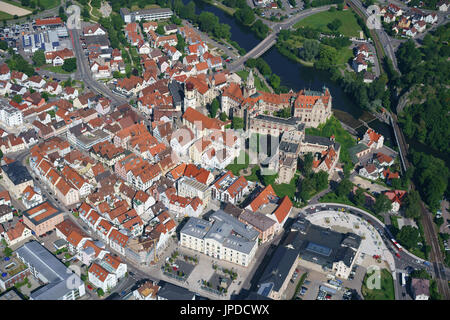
left=0, top=11, right=13, bottom=20
left=3, top=0, right=60, bottom=10
left=272, top=174, right=299, bottom=200
left=236, top=69, right=271, bottom=93
left=43, top=65, right=74, bottom=74
left=226, top=150, right=250, bottom=175
left=361, top=268, right=395, bottom=300
left=335, top=46, right=353, bottom=66
left=294, top=10, right=362, bottom=38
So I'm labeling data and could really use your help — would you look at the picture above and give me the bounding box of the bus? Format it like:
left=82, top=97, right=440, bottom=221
left=400, top=273, right=406, bottom=287
left=391, top=238, right=403, bottom=251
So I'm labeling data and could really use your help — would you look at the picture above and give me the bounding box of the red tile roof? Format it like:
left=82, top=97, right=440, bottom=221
left=272, top=196, right=292, bottom=224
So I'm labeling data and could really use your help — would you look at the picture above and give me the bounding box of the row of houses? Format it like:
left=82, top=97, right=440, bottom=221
left=381, top=3, right=438, bottom=37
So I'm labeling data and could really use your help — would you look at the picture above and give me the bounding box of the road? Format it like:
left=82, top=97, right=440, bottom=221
left=68, top=28, right=128, bottom=106
left=228, top=5, right=332, bottom=72
left=347, top=0, right=399, bottom=72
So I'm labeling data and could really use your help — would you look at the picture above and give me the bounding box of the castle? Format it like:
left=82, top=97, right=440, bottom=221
left=221, top=70, right=333, bottom=130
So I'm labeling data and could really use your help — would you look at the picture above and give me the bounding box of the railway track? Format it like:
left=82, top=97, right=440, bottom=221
left=348, top=0, right=449, bottom=299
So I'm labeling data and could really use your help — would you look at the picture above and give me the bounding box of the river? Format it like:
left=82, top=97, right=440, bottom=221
left=184, top=0, right=396, bottom=145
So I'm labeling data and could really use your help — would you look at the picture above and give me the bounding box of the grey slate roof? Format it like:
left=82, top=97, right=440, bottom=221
left=209, top=210, right=259, bottom=241
left=257, top=245, right=300, bottom=295
left=1, top=161, right=32, bottom=185
left=157, top=281, right=196, bottom=300
left=294, top=218, right=361, bottom=268
left=304, top=135, right=341, bottom=151
left=83, top=35, right=110, bottom=47
left=254, top=114, right=300, bottom=126
left=239, top=209, right=276, bottom=232
left=181, top=210, right=259, bottom=255
left=15, top=241, right=83, bottom=300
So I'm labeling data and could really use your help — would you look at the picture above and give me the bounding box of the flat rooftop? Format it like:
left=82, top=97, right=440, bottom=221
left=24, top=201, right=62, bottom=225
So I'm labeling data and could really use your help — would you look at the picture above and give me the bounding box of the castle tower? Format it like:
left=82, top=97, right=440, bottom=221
left=244, top=69, right=256, bottom=98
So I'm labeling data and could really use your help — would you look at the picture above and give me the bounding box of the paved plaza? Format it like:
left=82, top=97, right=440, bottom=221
left=307, top=210, right=396, bottom=273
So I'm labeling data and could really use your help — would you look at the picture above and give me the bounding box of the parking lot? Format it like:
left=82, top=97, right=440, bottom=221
left=350, top=175, right=390, bottom=195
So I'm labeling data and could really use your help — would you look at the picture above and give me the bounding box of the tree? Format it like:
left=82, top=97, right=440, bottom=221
left=404, top=190, right=421, bottom=219
left=274, top=107, right=290, bottom=118
left=373, top=193, right=392, bottom=214
left=63, top=77, right=72, bottom=88
left=32, top=50, right=46, bottom=66
left=299, top=39, right=320, bottom=61
left=198, top=12, right=219, bottom=34
left=41, top=92, right=49, bottom=101
left=301, top=153, right=313, bottom=177
left=209, top=98, right=220, bottom=118
left=155, top=25, right=165, bottom=35
left=234, top=7, right=255, bottom=26
left=251, top=20, right=269, bottom=39
left=396, top=225, right=420, bottom=250
left=327, top=18, right=342, bottom=31
left=184, top=1, right=196, bottom=20
left=219, top=112, right=228, bottom=121
left=62, top=58, right=77, bottom=72
left=171, top=15, right=182, bottom=25
left=353, top=188, right=366, bottom=207
left=314, top=45, right=337, bottom=70
left=314, top=171, right=329, bottom=191
left=269, top=74, right=281, bottom=90
left=336, top=179, right=352, bottom=197
left=232, top=117, right=244, bottom=129
left=397, top=40, right=422, bottom=74
left=0, top=40, right=8, bottom=51
left=97, top=288, right=105, bottom=296
left=82, top=7, right=90, bottom=21
left=59, top=5, right=68, bottom=22
left=12, top=95, right=23, bottom=103
left=176, top=33, right=185, bottom=53
left=214, top=23, right=231, bottom=40
left=3, top=246, right=12, bottom=257
left=261, top=173, right=278, bottom=186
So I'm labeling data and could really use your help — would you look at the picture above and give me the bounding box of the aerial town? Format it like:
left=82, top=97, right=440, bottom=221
left=0, top=0, right=448, bottom=305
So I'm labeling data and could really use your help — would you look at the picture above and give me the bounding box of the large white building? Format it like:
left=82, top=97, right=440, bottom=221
left=177, top=176, right=211, bottom=205
left=15, top=241, right=86, bottom=300
left=0, top=103, right=23, bottom=127
left=180, top=210, right=259, bottom=267
left=120, top=7, right=173, bottom=23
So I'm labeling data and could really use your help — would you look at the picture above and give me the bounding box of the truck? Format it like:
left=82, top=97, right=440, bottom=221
left=423, top=261, right=431, bottom=267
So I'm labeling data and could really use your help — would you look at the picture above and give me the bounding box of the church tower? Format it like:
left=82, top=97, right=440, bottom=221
left=244, top=69, right=256, bottom=98
left=183, top=82, right=196, bottom=111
